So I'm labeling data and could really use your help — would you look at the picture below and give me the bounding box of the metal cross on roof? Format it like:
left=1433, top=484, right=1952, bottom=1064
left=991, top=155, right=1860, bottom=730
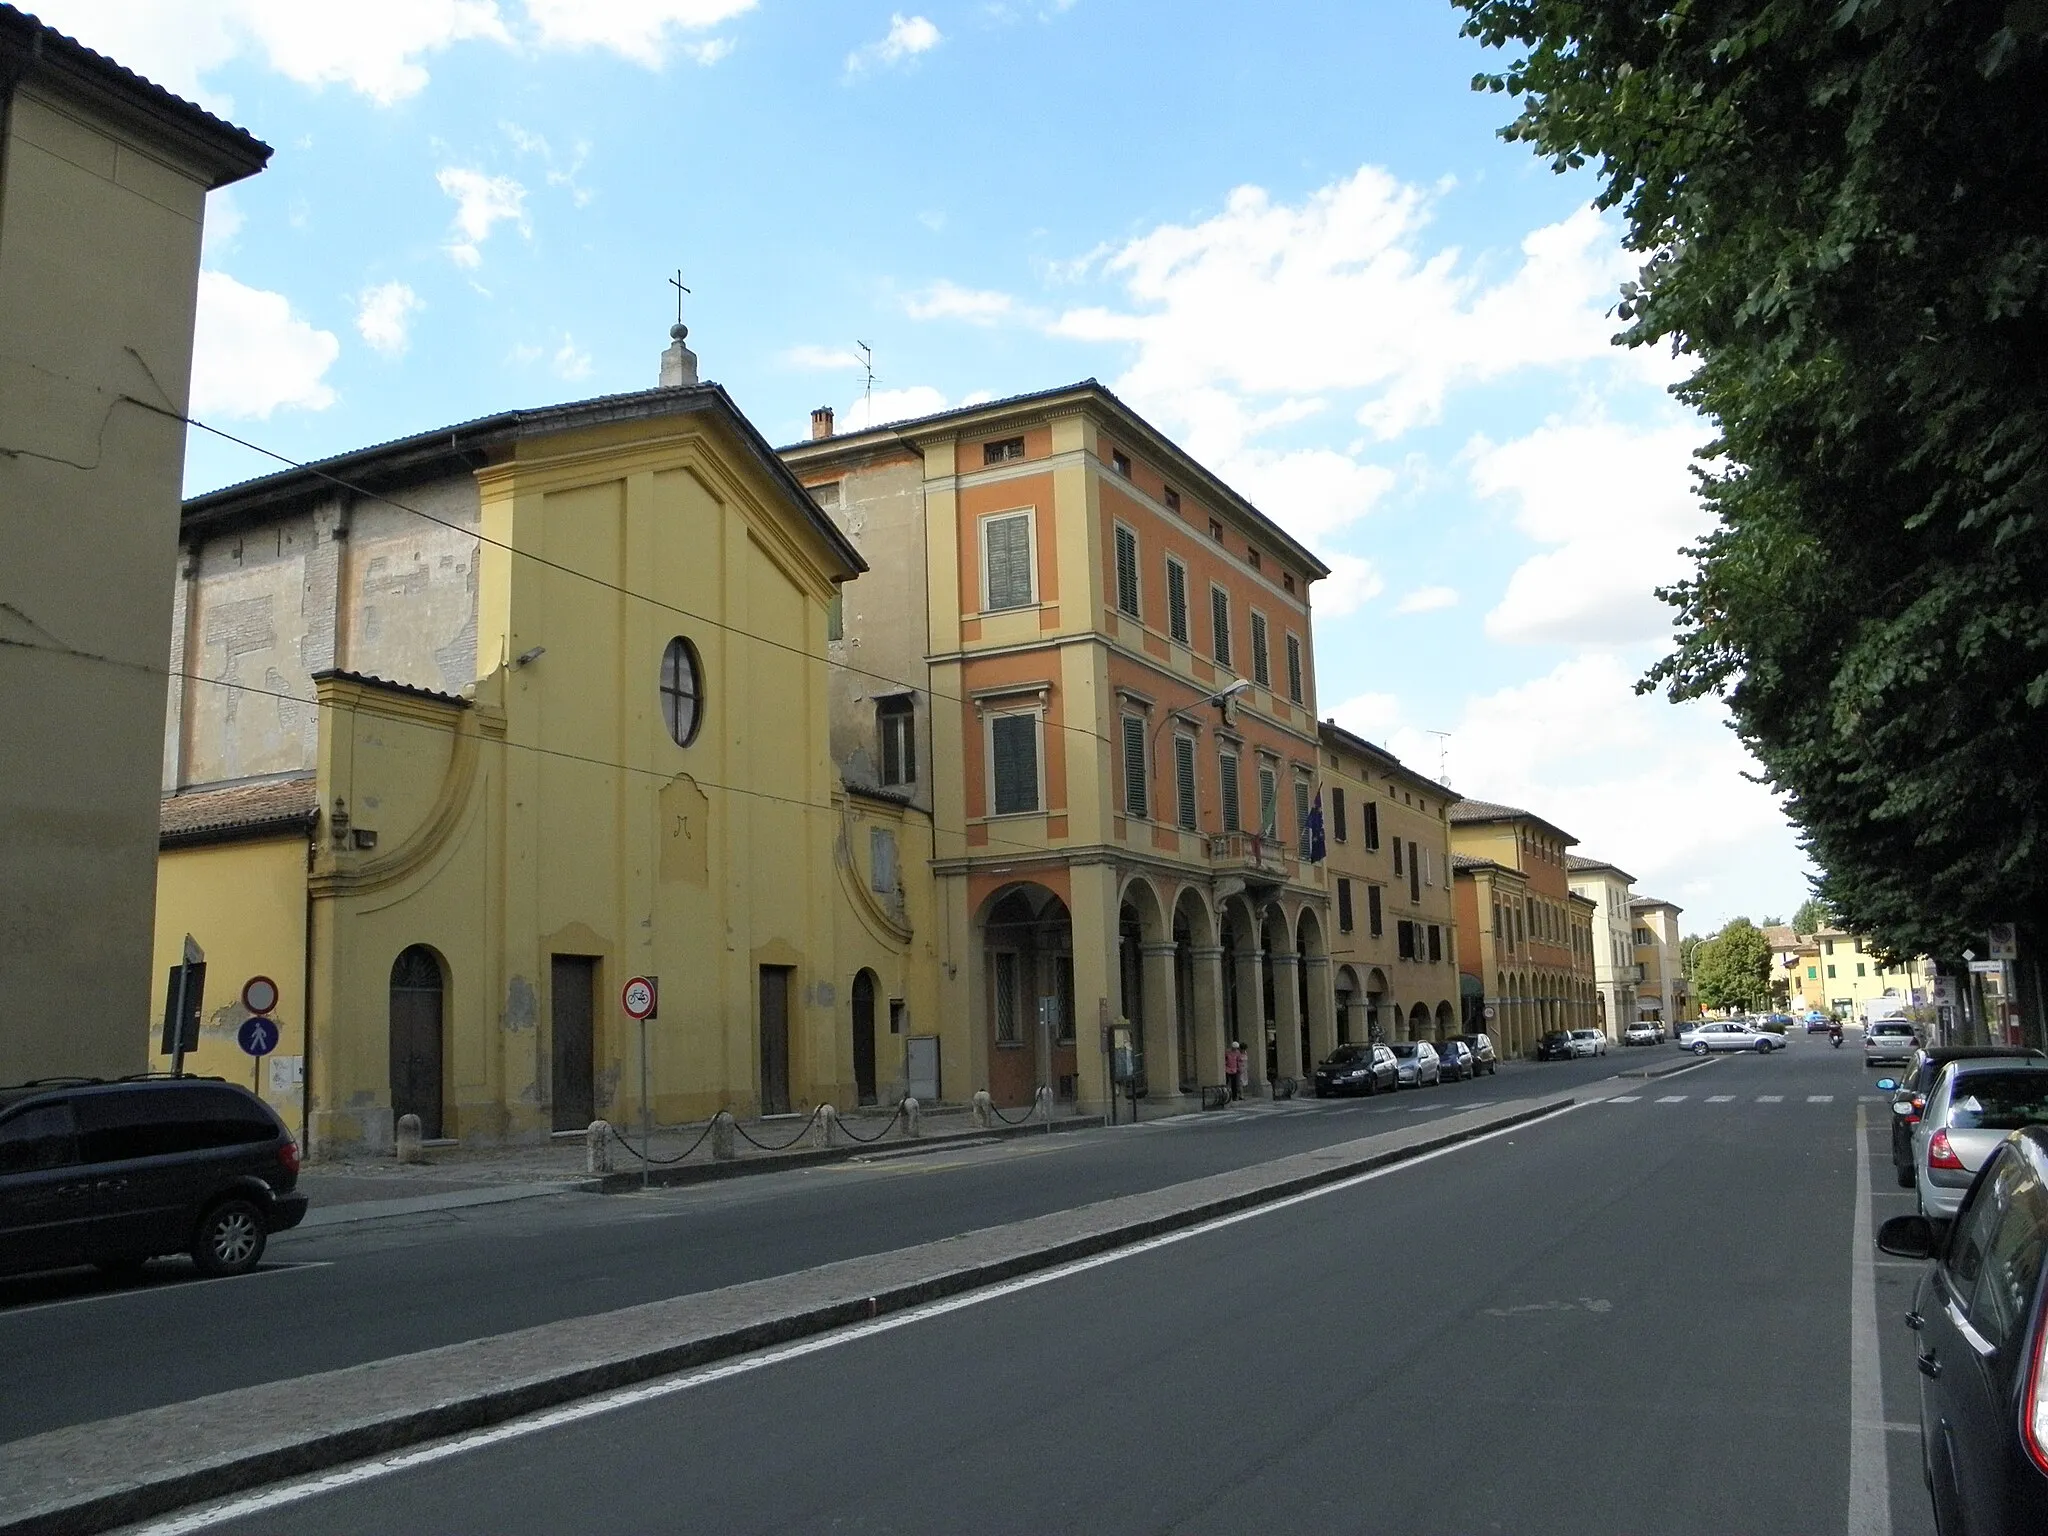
left=669, top=268, right=691, bottom=326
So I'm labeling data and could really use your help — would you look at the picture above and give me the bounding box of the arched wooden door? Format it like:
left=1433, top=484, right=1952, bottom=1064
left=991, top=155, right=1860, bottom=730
left=851, top=970, right=879, bottom=1107
left=389, top=946, right=444, bottom=1140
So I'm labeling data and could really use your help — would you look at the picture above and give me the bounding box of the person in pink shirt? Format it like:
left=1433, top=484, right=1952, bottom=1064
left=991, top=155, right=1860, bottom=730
left=1224, top=1041, right=1245, bottom=1100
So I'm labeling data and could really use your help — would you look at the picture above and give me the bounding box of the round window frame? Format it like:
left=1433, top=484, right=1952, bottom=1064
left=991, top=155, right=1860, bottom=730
left=659, top=636, right=704, bottom=748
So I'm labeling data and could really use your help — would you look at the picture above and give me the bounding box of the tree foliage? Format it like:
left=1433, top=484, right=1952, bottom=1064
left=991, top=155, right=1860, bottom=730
left=1792, top=896, right=1834, bottom=936
left=1692, top=917, right=1774, bottom=1010
left=1452, top=0, right=2048, bottom=969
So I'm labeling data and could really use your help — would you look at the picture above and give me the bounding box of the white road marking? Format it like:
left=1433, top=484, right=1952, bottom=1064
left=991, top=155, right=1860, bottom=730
left=1656, top=1095, right=1687, bottom=1103
left=126, top=1106, right=1579, bottom=1534
left=1707, top=1095, right=1736, bottom=1103
left=1848, top=1104, right=1892, bottom=1536
left=1608, top=1096, right=1642, bottom=1104
left=1758, top=1095, right=1785, bottom=1103
left=1809, top=1095, right=1836, bottom=1104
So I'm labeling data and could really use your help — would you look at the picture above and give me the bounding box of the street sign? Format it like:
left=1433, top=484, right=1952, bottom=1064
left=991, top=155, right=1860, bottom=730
left=621, top=976, right=658, bottom=1020
left=160, top=956, right=206, bottom=1060
left=240, top=975, right=280, bottom=1015
left=1969, top=960, right=2004, bottom=974
left=1990, top=924, right=2018, bottom=962
left=236, top=1016, right=279, bottom=1057
left=1483, top=1005, right=1496, bottom=1020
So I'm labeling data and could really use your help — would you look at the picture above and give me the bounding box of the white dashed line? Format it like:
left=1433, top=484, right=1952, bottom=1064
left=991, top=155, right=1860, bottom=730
left=1757, top=1095, right=1785, bottom=1103
left=1656, top=1095, right=1687, bottom=1103
left=1608, top=1096, right=1641, bottom=1104
left=1808, top=1095, right=1835, bottom=1104
left=1707, top=1095, right=1736, bottom=1103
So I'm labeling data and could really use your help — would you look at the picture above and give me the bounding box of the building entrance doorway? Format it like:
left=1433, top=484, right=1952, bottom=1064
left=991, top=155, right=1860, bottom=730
left=550, top=955, right=596, bottom=1132
left=760, top=965, right=794, bottom=1115
left=851, top=969, right=879, bottom=1107
left=389, top=946, right=444, bottom=1140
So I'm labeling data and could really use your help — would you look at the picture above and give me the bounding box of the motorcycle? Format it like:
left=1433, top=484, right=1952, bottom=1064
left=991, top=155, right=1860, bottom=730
left=1830, top=1026, right=1844, bottom=1049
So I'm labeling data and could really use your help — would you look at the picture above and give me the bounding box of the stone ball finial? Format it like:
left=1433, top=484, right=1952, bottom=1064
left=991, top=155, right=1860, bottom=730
left=671, top=323, right=689, bottom=342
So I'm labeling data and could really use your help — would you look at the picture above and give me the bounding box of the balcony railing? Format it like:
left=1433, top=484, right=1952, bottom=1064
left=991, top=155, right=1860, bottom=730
left=1208, top=831, right=1289, bottom=880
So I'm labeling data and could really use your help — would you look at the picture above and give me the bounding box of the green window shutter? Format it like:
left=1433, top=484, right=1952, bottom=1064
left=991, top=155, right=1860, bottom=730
left=1259, top=766, right=1277, bottom=838
left=1211, top=587, right=1231, bottom=667
left=1121, top=714, right=1147, bottom=818
left=1114, top=525, right=1140, bottom=618
left=984, top=515, right=1033, bottom=610
left=1220, top=752, right=1240, bottom=833
left=1286, top=634, right=1303, bottom=703
left=991, top=714, right=1039, bottom=814
left=1251, top=612, right=1270, bottom=686
left=1174, top=736, right=1197, bottom=829
left=1293, top=779, right=1310, bottom=843
left=1167, top=561, right=1189, bottom=643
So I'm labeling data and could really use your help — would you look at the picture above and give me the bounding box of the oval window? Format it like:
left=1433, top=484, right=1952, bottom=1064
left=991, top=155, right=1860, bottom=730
left=660, top=637, right=702, bottom=747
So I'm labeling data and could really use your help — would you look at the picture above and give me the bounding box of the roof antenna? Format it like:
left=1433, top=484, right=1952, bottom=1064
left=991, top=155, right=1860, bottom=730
left=1427, top=729, right=1451, bottom=785
left=856, top=340, right=874, bottom=420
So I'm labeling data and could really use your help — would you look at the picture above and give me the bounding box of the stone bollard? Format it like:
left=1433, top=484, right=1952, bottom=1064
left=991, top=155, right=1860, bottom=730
left=813, top=1105, right=836, bottom=1148
left=970, top=1089, right=993, bottom=1129
left=902, top=1096, right=920, bottom=1138
left=395, top=1112, right=423, bottom=1165
left=711, top=1111, right=736, bottom=1161
left=1034, top=1084, right=1054, bottom=1123
left=586, top=1119, right=614, bottom=1175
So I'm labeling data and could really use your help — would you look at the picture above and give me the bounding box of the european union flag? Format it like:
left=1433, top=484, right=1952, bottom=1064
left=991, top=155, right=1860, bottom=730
left=1304, top=788, right=1327, bottom=863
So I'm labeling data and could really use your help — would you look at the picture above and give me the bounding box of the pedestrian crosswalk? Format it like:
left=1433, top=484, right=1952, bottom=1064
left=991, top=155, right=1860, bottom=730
left=1599, top=1092, right=1837, bottom=1107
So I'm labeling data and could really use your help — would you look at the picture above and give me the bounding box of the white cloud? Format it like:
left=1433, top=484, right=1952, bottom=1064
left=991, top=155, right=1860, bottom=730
left=523, top=0, right=753, bottom=67
left=846, top=12, right=941, bottom=74
left=1328, top=689, right=1404, bottom=743
left=1308, top=552, right=1384, bottom=618
left=552, top=336, right=593, bottom=381
left=355, top=281, right=424, bottom=358
left=784, top=344, right=866, bottom=371
left=201, top=188, right=243, bottom=260
left=842, top=384, right=950, bottom=431
left=436, top=168, right=529, bottom=268
left=1396, top=585, right=1458, bottom=614
left=905, top=280, right=1013, bottom=324
left=190, top=271, right=339, bottom=418
left=1469, top=416, right=1712, bottom=647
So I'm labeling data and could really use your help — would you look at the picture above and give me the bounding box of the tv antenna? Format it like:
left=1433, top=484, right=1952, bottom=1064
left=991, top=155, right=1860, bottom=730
left=855, top=340, right=874, bottom=417
left=1427, top=729, right=1451, bottom=784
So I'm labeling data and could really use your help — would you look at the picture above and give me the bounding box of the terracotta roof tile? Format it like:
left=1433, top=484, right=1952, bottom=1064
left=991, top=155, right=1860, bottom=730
left=160, top=775, right=316, bottom=847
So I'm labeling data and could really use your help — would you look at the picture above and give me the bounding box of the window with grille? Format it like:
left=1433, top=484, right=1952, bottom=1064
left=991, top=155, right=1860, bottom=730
left=1250, top=612, right=1270, bottom=686
left=1338, top=878, right=1354, bottom=933
left=1332, top=787, right=1347, bottom=842
left=1174, top=736, right=1197, bottom=830
left=1121, top=714, right=1147, bottom=818
left=994, top=952, right=1020, bottom=1044
left=1210, top=587, right=1232, bottom=666
left=1368, top=884, right=1383, bottom=938
left=983, top=513, right=1034, bottom=611
left=1285, top=634, right=1303, bottom=703
left=984, top=437, right=1025, bottom=465
left=1114, top=524, right=1140, bottom=618
left=1220, top=751, right=1241, bottom=833
left=990, top=713, right=1039, bottom=814
left=1166, top=559, right=1189, bottom=643
left=1258, top=765, right=1278, bottom=838
left=878, top=696, right=915, bottom=785
left=660, top=637, right=703, bottom=748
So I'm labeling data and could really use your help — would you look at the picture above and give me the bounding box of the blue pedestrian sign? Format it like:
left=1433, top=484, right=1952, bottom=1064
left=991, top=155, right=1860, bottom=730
left=237, top=1016, right=279, bottom=1058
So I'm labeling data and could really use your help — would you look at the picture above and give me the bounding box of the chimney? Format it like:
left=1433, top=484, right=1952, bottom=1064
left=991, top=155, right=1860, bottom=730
left=810, top=406, right=835, bottom=441
left=659, top=323, right=699, bottom=388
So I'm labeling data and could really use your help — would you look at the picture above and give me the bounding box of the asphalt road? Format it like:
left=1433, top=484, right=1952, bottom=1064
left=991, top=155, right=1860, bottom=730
left=2, top=1051, right=1629, bottom=1442
left=147, top=1042, right=1943, bottom=1536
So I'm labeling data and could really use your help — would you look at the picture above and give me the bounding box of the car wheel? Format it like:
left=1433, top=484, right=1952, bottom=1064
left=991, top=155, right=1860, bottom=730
left=192, top=1199, right=267, bottom=1278
left=1756, top=1039, right=1771, bottom=1053
left=1692, top=1041, right=1709, bottom=1055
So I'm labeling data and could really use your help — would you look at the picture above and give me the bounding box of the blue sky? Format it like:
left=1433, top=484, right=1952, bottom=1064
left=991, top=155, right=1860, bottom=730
left=41, top=0, right=1812, bottom=931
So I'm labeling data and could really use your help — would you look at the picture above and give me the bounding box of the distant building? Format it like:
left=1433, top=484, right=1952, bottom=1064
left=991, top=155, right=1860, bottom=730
left=1631, top=898, right=1691, bottom=1023
left=0, top=5, right=268, bottom=1084
left=1449, top=801, right=1596, bottom=1055
left=1809, top=927, right=1938, bottom=1022
left=1567, top=854, right=1639, bottom=1040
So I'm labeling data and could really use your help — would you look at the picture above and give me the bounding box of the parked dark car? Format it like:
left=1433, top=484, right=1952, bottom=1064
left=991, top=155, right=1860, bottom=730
left=1879, top=1046, right=2046, bottom=1189
left=0, top=1076, right=307, bottom=1279
left=1433, top=1040, right=1475, bottom=1082
left=1878, top=1126, right=2048, bottom=1535
left=1535, top=1031, right=1576, bottom=1062
left=1312, top=1043, right=1398, bottom=1097
left=1459, top=1033, right=1499, bottom=1076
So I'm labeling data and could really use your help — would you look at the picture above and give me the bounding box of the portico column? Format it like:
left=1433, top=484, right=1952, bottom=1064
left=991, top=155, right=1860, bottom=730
left=1271, top=952, right=1304, bottom=1084
left=1235, top=947, right=1267, bottom=1093
left=1190, top=945, right=1226, bottom=1087
left=1140, top=941, right=1181, bottom=1101
left=1305, top=955, right=1336, bottom=1066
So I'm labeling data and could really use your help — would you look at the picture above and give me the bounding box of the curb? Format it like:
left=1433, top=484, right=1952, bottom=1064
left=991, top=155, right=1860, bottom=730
left=0, top=1096, right=1572, bottom=1536
left=589, top=1113, right=1108, bottom=1193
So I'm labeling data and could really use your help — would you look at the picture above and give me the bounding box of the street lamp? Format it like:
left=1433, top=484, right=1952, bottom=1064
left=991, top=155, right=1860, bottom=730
left=1147, top=676, right=1252, bottom=827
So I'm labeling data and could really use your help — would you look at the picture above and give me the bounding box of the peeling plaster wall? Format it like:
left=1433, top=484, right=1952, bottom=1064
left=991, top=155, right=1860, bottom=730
left=342, top=478, right=481, bottom=693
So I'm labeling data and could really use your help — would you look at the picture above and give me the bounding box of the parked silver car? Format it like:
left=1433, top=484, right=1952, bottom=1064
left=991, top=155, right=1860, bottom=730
left=1911, top=1060, right=2048, bottom=1219
left=1389, top=1040, right=1440, bottom=1087
left=1864, top=1019, right=1920, bottom=1066
left=1568, top=1028, right=1608, bottom=1058
left=1677, top=1020, right=1780, bottom=1054
left=1623, top=1021, right=1659, bottom=1046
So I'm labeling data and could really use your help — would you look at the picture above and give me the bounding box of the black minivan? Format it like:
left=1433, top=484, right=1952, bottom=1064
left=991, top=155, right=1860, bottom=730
left=0, top=1077, right=308, bottom=1279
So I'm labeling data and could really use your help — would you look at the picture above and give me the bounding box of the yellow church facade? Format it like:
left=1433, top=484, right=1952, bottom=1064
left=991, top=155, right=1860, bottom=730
left=152, top=370, right=950, bottom=1154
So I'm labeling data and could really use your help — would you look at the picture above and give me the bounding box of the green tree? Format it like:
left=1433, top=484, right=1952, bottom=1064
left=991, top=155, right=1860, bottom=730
left=1693, top=917, right=1773, bottom=1011
left=1792, top=897, right=1834, bottom=937
left=1451, top=0, right=2048, bottom=996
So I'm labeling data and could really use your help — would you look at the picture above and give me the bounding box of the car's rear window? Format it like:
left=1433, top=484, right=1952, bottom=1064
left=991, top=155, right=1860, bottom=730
left=1947, top=1074, right=2048, bottom=1132
left=74, top=1085, right=278, bottom=1162
left=1872, top=1024, right=1914, bottom=1036
left=1391, top=1044, right=1419, bottom=1058
left=1326, top=1045, right=1369, bottom=1064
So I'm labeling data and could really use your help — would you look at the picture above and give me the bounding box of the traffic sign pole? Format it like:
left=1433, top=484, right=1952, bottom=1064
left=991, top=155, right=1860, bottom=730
left=621, top=977, right=659, bottom=1190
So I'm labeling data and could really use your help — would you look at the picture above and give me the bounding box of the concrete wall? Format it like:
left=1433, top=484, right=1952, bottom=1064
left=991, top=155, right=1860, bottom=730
left=0, top=77, right=237, bottom=1082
